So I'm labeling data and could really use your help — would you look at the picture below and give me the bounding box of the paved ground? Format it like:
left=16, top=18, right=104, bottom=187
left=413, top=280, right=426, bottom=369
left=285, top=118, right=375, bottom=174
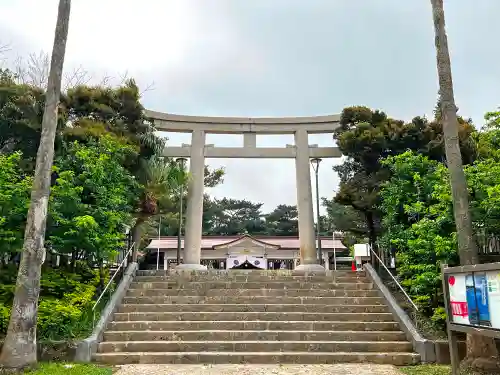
left=115, top=364, right=404, bottom=375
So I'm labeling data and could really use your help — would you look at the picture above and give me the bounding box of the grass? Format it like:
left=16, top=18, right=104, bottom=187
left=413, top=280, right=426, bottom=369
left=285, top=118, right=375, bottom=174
left=24, top=363, right=113, bottom=375
left=399, top=365, right=451, bottom=375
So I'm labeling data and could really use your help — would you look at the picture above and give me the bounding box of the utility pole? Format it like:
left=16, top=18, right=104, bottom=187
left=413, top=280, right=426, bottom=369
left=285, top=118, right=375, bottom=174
left=310, top=158, right=322, bottom=264
left=176, top=157, right=187, bottom=266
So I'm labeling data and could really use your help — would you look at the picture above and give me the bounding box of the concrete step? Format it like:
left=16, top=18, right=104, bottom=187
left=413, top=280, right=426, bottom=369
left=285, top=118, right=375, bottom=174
left=112, top=312, right=395, bottom=322
left=94, top=351, right=419, bottom=365
left=98, top=340, right=414, bottom=353
left=103, top=330, right=408, bottom=342
left=136, top=270, right=366, bottom=281
left=130, top=281, right=374, bottom=290
left=117, top=303, right=388, bottom=314
left=107, top=320, right=401, bottom=332
left=121, top=296, right=385, bottom=305
left=125, top=288, right=379, bottom=298
left=135, top=276, right=368, bottom=283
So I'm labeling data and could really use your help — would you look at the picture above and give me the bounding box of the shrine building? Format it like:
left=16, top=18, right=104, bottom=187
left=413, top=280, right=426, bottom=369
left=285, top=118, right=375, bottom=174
left=145, top=234, right=350, bottom=270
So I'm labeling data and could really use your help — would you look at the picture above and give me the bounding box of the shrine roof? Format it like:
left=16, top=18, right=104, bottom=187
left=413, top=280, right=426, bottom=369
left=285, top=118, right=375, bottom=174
left=147, top=234, right=346, bottom=250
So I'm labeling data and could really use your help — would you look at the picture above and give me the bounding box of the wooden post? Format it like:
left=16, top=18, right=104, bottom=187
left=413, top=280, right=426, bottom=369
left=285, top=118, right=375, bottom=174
left=441, top=264, right=460, bottom=375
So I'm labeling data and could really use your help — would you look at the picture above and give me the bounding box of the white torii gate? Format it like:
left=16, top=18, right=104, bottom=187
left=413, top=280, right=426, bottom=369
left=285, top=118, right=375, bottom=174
left=145, top=110, right=341, bottom=272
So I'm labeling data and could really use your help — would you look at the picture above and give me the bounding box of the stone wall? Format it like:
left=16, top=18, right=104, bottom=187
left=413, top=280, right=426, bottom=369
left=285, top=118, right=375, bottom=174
left=0, top=340, right=78, bottom=362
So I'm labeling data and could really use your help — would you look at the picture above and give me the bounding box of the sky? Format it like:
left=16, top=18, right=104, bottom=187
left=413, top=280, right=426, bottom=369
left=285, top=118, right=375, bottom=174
left=1, top=0, right=499, bottom=215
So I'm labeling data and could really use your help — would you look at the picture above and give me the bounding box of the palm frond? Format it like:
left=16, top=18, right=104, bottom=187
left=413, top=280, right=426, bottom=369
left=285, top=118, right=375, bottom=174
left=140, top=131, right=165, bottom=155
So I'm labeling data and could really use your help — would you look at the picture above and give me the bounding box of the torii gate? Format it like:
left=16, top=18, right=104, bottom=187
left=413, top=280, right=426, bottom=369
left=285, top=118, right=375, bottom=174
left=145, top=110, right=341, bottom=272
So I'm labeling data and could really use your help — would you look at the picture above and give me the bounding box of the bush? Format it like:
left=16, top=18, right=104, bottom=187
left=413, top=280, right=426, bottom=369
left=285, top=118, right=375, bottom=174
left=0, top=264, right=18, bottom=303
left=0, top=302, right=10, bottom=334
left=25, top=363, right=113, bottom=375
left=0, top=266, right=106, bottom=340
left=37, top=275, right=97, bottom=340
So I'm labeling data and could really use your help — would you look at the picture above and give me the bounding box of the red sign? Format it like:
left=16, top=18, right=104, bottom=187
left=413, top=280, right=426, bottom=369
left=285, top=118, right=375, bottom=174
left=450, top=301, right=468, bottom=317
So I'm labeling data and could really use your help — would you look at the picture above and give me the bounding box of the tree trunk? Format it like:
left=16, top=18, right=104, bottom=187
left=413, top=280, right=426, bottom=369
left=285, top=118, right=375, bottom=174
left=0, top=0, right=71, bottom=370
left=429, top=0, right=500, bottom=373
left=131, top=217, right=145, bottom=262
left=365, top=211, right=378, bottom=267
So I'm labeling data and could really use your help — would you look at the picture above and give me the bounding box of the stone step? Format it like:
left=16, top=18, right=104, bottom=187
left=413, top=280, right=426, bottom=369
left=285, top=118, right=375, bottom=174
left=130, top=281, right=374, bottom=290
left=112, top=312, right=395, bottom=322
left=121, top=296, right=385, bottom=305
left=98, top=340, right=414, bottom=353
left=137, top=270, right=362, bottom=275
left=103, top=330, right=408, bottom=342
left=107, top=320, right=401, bottom=332
left=125, top=288, right=379, bottom=298
left=135, top=276, right=368, bottom=283
left=93, top=351, right=419, bottom=365
left=117, top=303, right=388, bottom=314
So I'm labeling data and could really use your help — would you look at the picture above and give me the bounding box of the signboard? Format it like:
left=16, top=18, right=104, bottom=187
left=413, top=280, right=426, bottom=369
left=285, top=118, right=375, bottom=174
left=447, top=270, right=500, bottom=329
left=442, top=263, right=500, bottom=375
left=354, top=244, right=370, bottom=257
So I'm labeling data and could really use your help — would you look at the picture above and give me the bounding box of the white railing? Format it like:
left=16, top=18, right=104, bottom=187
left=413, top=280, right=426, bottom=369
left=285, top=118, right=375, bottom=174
left=369, top=245, right=419, bottom=311
left=92, top=242, right=135, bottom=327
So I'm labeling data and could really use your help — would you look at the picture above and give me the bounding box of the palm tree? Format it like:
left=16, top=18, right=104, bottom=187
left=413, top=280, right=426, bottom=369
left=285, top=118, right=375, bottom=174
left=0, top=0, right=71, bottom=370
left=131, top=156, right=187, bottom=261
left=429, top=0, right=500, bottom=372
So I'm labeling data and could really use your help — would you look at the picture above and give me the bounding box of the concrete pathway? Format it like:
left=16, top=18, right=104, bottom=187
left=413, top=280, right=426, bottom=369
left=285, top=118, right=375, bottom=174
left=115, top=364, right=404, bottom=375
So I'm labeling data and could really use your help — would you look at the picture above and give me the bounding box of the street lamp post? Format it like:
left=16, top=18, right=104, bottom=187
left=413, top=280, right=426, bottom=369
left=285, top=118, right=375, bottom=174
left=176, top=157, right=187, bottom=266
left=310, top=157, right=322, bottom=264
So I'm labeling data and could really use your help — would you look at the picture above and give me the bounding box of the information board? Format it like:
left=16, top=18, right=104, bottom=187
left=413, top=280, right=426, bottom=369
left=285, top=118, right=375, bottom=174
left=447, top=270, right=500, bottom=329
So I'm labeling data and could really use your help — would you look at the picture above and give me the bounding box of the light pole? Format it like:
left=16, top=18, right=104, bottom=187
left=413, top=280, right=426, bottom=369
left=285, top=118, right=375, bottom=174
left=176, top=157, right=187, bottom=266
left=310, top=157, right=322, bottom=264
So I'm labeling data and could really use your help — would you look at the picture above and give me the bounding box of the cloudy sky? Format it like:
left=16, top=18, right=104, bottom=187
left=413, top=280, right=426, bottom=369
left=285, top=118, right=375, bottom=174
left=1, top=0, right=499, bottom=215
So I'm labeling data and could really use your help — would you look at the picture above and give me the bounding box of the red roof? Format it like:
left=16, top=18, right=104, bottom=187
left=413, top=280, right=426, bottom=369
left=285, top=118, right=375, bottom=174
left=147, top=234, right=346, bottom=250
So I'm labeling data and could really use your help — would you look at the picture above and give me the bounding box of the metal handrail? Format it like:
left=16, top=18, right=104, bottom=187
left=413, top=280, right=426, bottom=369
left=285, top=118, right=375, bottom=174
left=92, top=242, right=135, bottom=327
left=369, top=245, right=419, bottom=311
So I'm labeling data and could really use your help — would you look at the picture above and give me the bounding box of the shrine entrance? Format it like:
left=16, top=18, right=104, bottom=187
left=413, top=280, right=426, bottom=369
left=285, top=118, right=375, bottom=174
left=146, top=109, right=341, bottom=272
left=231, top=260, right=260, bottom=270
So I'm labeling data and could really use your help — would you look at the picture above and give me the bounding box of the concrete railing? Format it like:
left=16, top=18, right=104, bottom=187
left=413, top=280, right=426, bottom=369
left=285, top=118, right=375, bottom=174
left=364, top=263, right=436, bottom=363
left=75, top=262, right=138, bottom=362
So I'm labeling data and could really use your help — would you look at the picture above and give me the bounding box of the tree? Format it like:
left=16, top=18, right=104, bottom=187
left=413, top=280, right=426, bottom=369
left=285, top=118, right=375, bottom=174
left=429, top=0, right=500, bottom=371
left=264, top=204, right=299, bottom=236
left=0, top=153, right=32, bottom=266
left=322, top=198, right=365, bottom=235
left=333, top=106, right=476, bottom=249
left=0, top=0, right=71, bottom=369
left=379, top=151, right=458, bottom=326
left=203, top=198, right=266, bottom=235
left=131, top=156, right=186, bottom=261
left=48, top=136, right=140, bottom=284
left=0, top=69, right=46, bottom=160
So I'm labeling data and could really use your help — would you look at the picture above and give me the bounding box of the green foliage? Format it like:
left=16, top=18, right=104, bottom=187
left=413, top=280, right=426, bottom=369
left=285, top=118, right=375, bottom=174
left=322, top=198, right=367, bottom=245
left=399, top=365, right=451, bottom=375
left=0, top=69, right=46, bottom=158
left=264, top=204, right=299, bottom=236
left=334, top=105, right=476, bottom=246
left=0, top=265, right=104, bottom=340
left=379, top=151, right=458, bottom=325
left=0, top=262, right=104, bottom=340
left=24, top=363, right=113, bottom=375
left=380, top=142, right=500, bottom=329
left=0, top=302, right=10, bottom=335
left=48, top=136, right=141, bottom=263
left=202, top=198, right=267, bottom=236
left=0, top=152, right=32, bottom=258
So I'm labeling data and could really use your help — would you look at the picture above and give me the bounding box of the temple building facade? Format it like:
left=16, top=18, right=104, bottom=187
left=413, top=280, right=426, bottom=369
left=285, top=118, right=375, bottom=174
left=145, top=234, right=350, bottom=270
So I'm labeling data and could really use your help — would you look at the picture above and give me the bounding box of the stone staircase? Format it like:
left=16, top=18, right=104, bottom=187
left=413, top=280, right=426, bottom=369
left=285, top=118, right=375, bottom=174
left=94, top=270, right=419, bottom=365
